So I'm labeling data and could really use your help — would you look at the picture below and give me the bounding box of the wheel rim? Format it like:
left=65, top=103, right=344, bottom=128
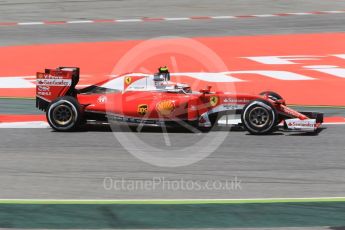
left=248, top=107, right=269, bottom=128
left=52, top=104, right=73, bottom=126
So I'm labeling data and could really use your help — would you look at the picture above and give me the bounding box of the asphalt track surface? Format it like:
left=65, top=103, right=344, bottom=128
left=1, top=0, right=344, bottom=21
left=0, top=0, right=345, bottom=46
left=0, top=1, right=345, bottom=229
left=2, top=14, right=345, bottom=46
left=0, top=125, right=345, bottom=200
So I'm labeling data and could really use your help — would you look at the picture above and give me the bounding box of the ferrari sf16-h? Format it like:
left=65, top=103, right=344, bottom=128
left=36, top=67, right=323, bottom=134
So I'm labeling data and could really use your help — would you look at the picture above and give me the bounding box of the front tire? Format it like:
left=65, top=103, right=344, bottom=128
left=46, top=96, right=83, bottom=132
left=241, top=99, right=278, bottom=135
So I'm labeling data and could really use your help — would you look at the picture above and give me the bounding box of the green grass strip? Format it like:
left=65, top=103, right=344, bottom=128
left=1, top=197, right=345, bottom=204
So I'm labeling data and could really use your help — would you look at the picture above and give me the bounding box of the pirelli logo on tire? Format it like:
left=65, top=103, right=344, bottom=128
left=138, top=104, right=148, bottom=116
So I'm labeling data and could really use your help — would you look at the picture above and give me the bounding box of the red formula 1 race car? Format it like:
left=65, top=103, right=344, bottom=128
left=36, top=67, right=323, bottom=134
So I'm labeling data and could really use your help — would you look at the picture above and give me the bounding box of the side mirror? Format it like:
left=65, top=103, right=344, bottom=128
left=200, top=86, right=212, bottom=94
left=275, top=99, right=286, bottom=105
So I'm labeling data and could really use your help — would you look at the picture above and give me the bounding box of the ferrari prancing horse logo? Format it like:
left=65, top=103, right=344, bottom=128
left=138, top=104, right=148, bottom=116
left=125, top=76, right=132, bottom=85
left=210, top=96, right=218, bottom=106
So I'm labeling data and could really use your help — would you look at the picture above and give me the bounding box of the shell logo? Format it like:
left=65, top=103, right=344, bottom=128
left=156, top=100, right=175, bottom=116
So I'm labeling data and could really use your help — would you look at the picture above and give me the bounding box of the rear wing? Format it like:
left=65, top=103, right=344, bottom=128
left=36, top=67, right=80, bottom=111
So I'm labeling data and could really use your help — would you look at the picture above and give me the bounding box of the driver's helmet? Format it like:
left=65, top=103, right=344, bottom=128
left=158, top=66, right=169, bottom=73
left=154, top=66, right=170, bottom=81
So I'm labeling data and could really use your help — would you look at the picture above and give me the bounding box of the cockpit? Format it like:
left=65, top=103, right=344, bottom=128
left=80, top=66, right=194, bottom=95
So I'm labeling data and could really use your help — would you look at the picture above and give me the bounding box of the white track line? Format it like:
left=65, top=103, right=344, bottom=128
left=116, top=19, right=142, bottom=22
left=1, top=10, right=344, bottom=27
left=321, top=10, right=344, bottom=14
left=17, top=22, right=45, bottom=25
left=164, top=17, right=190, bottom=21
left=0, top=121, right=49, bottom=128
left=210, top=16, right=237, bottom=19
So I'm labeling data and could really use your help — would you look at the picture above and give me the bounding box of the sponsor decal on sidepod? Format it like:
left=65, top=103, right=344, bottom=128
left=137, top=104, right=148, bottom=116
left=156, top=100, right=175, bottom=116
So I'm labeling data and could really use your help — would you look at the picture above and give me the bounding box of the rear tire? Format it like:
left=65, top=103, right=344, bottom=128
left=46, top=96, right=83, bottom=132
left=241, top=99, right=278, bottom=135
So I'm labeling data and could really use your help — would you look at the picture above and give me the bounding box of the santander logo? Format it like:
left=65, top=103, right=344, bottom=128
left=288, top=122, right=316, bottom=127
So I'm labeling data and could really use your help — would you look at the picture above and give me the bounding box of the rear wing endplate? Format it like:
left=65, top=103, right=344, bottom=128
left=36, top=67, right=80, bottom=111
